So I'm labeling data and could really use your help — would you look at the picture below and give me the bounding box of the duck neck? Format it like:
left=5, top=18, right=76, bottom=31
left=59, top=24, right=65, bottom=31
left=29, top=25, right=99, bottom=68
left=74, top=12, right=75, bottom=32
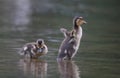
left=74, top=24, right=82, bottom=38
left=74, top=24, right=80, bottom=31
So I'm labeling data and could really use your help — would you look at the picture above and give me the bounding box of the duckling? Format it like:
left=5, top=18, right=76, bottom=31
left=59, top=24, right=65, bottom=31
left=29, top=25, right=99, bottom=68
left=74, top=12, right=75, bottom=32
left=35, top=39, right=48, bottom=58
left=20, top=39, right=48, bottom=59
left=57, top=17, right=86, bottom=60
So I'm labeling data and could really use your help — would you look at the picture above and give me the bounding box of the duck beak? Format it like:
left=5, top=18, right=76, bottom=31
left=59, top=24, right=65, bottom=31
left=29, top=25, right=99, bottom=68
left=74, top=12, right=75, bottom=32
left=83, top=20, right=87, bottom=24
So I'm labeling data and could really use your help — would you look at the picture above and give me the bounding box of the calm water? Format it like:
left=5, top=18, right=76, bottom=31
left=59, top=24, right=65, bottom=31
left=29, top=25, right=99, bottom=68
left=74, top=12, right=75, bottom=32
left=0, top=0, right=120, bottom=78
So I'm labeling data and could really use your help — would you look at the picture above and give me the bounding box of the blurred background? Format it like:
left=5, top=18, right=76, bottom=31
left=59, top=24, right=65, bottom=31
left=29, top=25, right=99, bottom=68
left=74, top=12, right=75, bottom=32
left=0, top=0, right=120, bottom=78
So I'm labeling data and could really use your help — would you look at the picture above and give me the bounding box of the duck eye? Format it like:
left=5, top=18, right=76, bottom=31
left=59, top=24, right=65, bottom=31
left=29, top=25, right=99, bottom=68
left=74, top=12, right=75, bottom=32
left=76, top=19, right=80, bottom=23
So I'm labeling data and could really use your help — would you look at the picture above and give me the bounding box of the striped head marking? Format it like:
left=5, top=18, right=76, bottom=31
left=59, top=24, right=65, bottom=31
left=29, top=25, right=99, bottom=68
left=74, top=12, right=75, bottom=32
left=74, top=17, right=87, bottom=26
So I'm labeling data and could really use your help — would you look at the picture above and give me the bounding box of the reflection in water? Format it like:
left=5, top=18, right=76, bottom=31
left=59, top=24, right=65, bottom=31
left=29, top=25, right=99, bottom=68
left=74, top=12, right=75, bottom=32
left=13, top=0, right=31, bottom=29
left=57, top=60, right=80, bottom=78
left=18, top=58, right=47, bottom=78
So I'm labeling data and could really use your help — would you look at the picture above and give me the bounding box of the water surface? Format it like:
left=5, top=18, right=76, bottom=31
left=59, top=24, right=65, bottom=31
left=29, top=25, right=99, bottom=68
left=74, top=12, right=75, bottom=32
left=0, top=0, right=120, bottom=78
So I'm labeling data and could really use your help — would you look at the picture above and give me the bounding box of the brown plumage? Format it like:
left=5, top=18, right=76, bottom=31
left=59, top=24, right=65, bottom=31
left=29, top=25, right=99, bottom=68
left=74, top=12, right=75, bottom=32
left=57, top=17, right=87, bottom=60
left=20, top=39, right=48, bottom=59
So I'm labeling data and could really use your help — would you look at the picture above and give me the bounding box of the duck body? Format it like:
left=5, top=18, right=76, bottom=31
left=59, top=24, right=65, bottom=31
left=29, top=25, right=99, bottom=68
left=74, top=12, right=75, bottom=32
left=20, top=39, right=48, bottom=59
left=58, top=17, right=86, bottom=60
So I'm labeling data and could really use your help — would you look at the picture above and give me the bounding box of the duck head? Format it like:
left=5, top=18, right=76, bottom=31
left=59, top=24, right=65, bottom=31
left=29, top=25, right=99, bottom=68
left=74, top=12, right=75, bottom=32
left=73, top=17, right=87, bottom=28
left=36, top=39, right=44, bottom=47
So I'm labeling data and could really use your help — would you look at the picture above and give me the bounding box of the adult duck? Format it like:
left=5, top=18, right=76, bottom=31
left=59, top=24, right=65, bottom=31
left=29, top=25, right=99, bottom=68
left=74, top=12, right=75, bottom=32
left=57, top=17, right=87, bottom=60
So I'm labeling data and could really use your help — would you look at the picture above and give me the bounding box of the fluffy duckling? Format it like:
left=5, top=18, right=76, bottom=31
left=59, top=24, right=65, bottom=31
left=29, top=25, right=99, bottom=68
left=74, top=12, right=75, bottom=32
left=57, top=17, right=86, bottom=60
left=20, top=39, right=48, bottom=59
